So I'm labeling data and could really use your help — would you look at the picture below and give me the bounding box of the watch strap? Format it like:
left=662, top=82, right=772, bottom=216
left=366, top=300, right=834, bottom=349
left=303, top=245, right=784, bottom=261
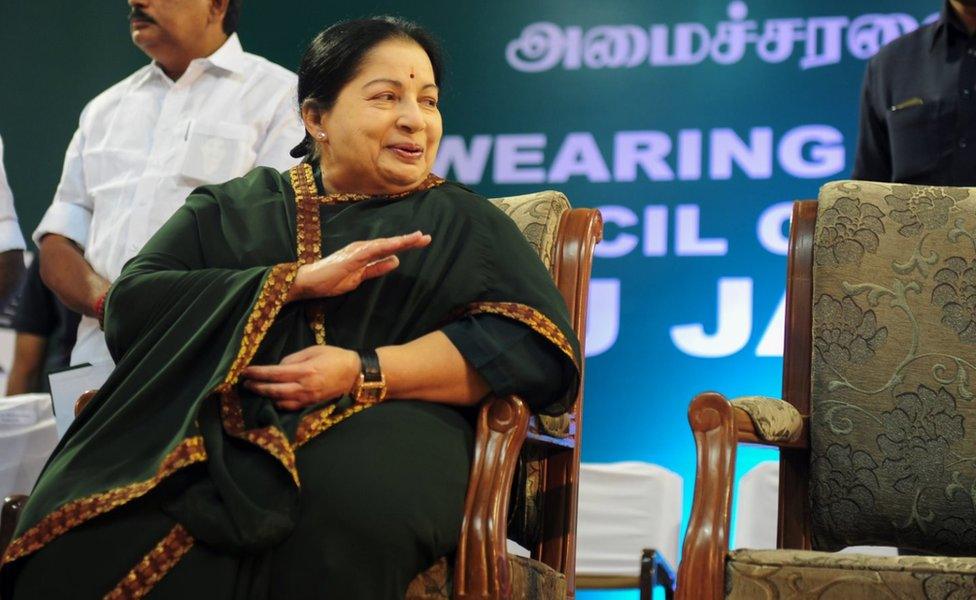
left=353, top=349, right=386, bottom=404
left=359, top=349, right=382, bottom=383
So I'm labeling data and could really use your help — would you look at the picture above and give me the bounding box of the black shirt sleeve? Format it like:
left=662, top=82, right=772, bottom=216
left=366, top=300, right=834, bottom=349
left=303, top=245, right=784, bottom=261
left=851, top=59, right=893, bottom=182
left=442, top=313, right=571, bottom=413
left=11, top=259, right=58, bottom=336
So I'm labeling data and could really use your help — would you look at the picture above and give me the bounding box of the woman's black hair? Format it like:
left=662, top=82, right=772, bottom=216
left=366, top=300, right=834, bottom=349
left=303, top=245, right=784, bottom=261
left=290, top=16, right=444, bottom=158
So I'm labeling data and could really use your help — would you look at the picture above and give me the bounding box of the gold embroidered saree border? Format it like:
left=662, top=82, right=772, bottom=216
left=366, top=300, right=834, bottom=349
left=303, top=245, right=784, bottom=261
left=292, top=163, right=321, bottom=265
left=2, top=257, right=298, bottom=567
left=215, top=262, right=299, bottom=393
left=291, top=164, right=327, bottom=345
left=1, top=437, right=206, bottom=566
left=104, top=524, right=194, bottom=600
left=459, top=301, right=579, bottom=367
left=293, top=403, right=369, bottom=449
left=315, top=171, right=445, bottom=204
left=212, top=261, right=304, bottom=485
left=293, top=161, right=444, bottom=206
left=220, top=391, right=300, bottom=486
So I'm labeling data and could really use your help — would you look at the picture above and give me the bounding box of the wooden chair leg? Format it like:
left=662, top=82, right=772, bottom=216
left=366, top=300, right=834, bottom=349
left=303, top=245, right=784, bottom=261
left=639, top=550, right=652, bottom=600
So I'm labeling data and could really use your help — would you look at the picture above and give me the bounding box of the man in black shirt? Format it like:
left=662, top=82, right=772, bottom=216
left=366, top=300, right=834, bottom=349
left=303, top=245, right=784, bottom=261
left=852, top=0, right=976, bottom=185
left=6, top=258, right=79, bottom=394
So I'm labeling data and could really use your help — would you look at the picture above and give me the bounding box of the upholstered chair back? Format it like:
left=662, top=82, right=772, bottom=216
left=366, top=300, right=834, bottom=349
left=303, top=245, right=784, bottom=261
left=810, top=181, right=976, bottom=554
left=490, top=191, right=570, bottom=274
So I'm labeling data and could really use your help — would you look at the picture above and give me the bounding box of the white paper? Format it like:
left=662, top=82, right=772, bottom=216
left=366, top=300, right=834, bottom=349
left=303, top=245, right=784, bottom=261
left=48, top=363, right=114, bottom=438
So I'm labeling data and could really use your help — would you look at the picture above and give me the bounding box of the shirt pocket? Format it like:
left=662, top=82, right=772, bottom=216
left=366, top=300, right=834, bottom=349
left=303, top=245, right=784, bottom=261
left=180, top=120, right=258, bottom=185
left=886, top=97, right=949, bottom=181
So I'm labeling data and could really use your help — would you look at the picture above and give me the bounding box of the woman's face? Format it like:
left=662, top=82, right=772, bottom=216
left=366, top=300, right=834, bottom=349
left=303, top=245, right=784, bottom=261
left=311, top=38, right=442, bottom=195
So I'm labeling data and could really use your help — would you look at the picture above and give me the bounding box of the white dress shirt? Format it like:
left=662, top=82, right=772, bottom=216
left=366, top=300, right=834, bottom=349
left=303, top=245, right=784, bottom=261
left=0, top=136, right=27, bottom=253
left=33, top=34, right=304, bottom=367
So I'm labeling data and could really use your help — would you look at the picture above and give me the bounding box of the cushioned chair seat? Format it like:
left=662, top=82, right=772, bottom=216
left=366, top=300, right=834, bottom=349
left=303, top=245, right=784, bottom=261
left=406, top=555, right=567, bottom=599
left=726, top=549, right=976, bottom=599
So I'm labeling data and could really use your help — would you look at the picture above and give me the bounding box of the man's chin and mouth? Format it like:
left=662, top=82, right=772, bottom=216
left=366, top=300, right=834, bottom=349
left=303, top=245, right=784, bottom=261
left=129, top=16, right=159, bottom=39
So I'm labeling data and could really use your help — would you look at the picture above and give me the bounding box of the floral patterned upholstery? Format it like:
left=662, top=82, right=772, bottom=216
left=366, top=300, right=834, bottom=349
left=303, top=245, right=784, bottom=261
left=406, top=555, right=566, bottom=600
left=489, top=191, right=569, bottom=274
left=730, top=396, right=802, bottom=443
left=726, top=549, right=976, bottom=599
left=809, top=181, right=976, bottom=554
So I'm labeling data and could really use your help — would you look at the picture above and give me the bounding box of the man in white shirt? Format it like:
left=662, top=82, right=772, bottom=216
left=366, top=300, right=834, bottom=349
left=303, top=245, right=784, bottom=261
left=34, top=0, right=303, bottom=367
left=0, top=135, right=26, bottom=305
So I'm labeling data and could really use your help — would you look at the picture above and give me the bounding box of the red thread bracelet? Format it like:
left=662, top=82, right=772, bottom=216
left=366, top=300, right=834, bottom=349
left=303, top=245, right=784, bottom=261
left=94, top=292, right=107, bottom=330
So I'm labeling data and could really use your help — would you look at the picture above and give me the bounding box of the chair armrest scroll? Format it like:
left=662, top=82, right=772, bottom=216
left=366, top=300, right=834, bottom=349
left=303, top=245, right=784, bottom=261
left=454, top=395, right=530, bottom=600
left=730, top=396, right=807, bottom=448
left=75, top=388, right=99, bottom=417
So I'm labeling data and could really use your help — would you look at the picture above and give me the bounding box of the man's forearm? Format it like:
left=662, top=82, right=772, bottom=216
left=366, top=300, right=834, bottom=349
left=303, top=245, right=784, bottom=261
left=39, top=234, right=110, bottom=318
left=0, top=249, right=25, bottom=306
left=6, top=333, right=47, bottom=395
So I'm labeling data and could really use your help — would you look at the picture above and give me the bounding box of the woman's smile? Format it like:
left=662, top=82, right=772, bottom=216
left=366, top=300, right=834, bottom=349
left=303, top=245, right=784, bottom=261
left=387, top=142, right=424, bottom=162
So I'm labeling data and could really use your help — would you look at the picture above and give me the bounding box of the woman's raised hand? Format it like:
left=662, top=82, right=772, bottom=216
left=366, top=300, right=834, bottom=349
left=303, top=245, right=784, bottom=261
left=288, top=231, right=431, bottom=301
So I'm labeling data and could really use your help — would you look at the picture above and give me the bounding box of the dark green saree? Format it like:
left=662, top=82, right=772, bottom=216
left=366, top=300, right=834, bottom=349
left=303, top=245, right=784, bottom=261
left=1, top=164, right=579, bottom=599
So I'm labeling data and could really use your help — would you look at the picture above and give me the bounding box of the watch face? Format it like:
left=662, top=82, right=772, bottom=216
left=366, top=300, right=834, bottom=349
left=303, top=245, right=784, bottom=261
left=355, top=379, right=387, bottom=404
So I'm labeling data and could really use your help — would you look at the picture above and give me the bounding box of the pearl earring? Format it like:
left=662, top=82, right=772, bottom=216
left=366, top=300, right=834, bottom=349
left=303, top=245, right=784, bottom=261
left=317, top=132, right=326, bottom=140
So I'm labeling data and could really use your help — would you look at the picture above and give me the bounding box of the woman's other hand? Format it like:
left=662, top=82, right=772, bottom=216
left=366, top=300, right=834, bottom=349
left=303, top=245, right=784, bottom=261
left=242, top=346, right=361, bottom=410
left=287, top=231, right=431, bottom=302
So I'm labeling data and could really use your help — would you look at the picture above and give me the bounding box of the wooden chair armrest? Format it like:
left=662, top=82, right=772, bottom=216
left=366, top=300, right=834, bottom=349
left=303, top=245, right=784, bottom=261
left=730, top=396, right=809, bottom=449
left=454, top=395, right=530, bottom=600
left=676, top=392, right=737, bottom=600
left=1, top=494, right=28, bottom=562
left=676, top=392, right=809, bottom=600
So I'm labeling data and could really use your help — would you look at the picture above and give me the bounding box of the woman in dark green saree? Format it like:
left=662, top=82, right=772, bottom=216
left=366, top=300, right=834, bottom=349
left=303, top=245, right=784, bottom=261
left=1, top=17, right=578, bottom=600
